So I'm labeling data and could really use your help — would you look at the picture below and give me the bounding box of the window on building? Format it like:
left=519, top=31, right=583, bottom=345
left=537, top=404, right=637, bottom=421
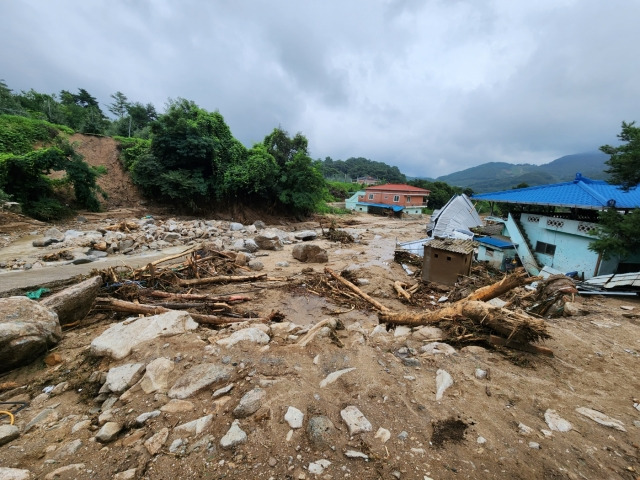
left=447, top=256, right=452, bottom=261
left=535, top=241, right=556, bottom=256
left=407, top=196, right=411, bottom=203
left=485, top=248, right=494, bottom=257
left=368, top=194, right=374, bottom=200
left=393, top=195, right=399, bottom=202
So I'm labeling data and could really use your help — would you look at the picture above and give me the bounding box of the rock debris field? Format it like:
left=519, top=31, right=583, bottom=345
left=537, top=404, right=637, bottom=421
left=0, top=212, right=639, bottom=480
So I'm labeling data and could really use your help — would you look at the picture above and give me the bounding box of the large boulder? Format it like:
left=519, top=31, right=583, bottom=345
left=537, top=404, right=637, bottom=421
left=41, top=276, right=102, bottom=326
left=292, top=244, right=328, bottom=263
left=0, top=297, right=62, bottom=373
left=90, top=311, right=198, bottom=360
left=254, top=233, right=283, bottom=251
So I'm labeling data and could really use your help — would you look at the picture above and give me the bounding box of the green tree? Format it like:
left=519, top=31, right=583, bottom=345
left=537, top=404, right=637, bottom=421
left=589, top=208, right=640, bottom=260
left=278, top=151, right=326, bottom=216
left=223, top=143, right=279, bottom=200
left=264, top=127, right=308, bottom=167
left=108, top=91, right=129, bottom=119
left=602, top=121, right=640, bottom=190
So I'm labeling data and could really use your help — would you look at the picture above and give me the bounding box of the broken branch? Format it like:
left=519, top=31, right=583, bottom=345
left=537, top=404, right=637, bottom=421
left=324, top=267, right=390, bottom=312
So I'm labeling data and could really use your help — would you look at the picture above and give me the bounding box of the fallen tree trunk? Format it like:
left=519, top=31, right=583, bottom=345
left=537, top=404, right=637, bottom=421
left=178, top=273, right=267, bottom=287
left=465, top=268, right=539, bottom=302
left=378, top=300, right=550, bottom=344
left=145, top=290, right=251, bottom=303
left=325, top=267, right=390, bottom=312
left=94, top=297, right=260, bottom=325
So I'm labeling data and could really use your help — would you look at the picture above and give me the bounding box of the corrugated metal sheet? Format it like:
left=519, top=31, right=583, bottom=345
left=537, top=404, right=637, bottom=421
left=585, top=272, right=640, bottom=289
left=471, top=174, right=640, bottom=210
left=475, top=236, right=516, bottom=249
left=427, top=194, right=482, bottom=238
left=425, top=238, right=476, bottom=254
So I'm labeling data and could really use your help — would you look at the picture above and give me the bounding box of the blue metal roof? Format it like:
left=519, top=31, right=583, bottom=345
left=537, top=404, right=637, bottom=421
left=475, top=236, right=516, bottom=249
left=357, top=202, right=405, bottom=212
left=471, top=173, right=640, bottom=210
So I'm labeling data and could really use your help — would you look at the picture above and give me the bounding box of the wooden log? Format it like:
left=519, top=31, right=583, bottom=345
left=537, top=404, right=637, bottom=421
left=393, top=281, right=412, bottom=301
left=178, top=273, right=267, bottom=287
left=325, top=267, right=390, bottom=312
left=146, top=290, right=251, bottom=303
left=379, top=300, right=549, bottom=344
left=94, top=297, right=254, bottom=325
left=465, top=268, right=539, bottom=302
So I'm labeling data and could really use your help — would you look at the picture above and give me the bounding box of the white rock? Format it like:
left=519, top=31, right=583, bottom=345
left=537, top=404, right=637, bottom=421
left=575, top=407, right=626, bottom=432
left=435, top=369, right=453, bottom=400
left=529, top=441, right=541, bottom=449
left=103, top=363, right=145, bottom=393
left=212, top=384, right=234, bottom=398
left=393, top=325, right=412, bottom=337
left=0, top=468, right=33, bottom=480
left=476, top=436, right=487, bottom=444
left=340, top=406, right=372, bottom=435
left=420, top=342, right=456, bottom=356
left=285, top=406, right=304, bottom=429
left=71, top=420, right=91, bottom=434
left=474, top=368, right=487, bottom=379
left=90, top=311, right=198, bottom=360
left=174, top=414, right=213, bottom=437
left=319, top=368, right=356, bottom=388
left=140, top=357, right=174, bottom=394
left=135, top=410, right=161, bottom=425
left=44, top=464, right=85, bottom=480
left=411, top=326, right=444, bottom=340
left=544, top=409, right=572, bottom=432
left=345, top=450, right=369, bottom=459
left=144, top=427, right=169, bottom=455
left=374, top=427, right=391, bottom=443
left=369, top=324, right=388, bottom=338
left=233, top=388, right=266, bottom=418
left=95, top=422, right=122, bottom=443
left=216, top=327, right=270, bottom=349
left=220, top=420, right=247, bottom=449
left=308, top=459, right=331, bottom=475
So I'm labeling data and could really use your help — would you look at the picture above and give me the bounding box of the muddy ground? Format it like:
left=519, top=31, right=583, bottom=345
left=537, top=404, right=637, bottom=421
left=0, top=210, right=639, bottom=480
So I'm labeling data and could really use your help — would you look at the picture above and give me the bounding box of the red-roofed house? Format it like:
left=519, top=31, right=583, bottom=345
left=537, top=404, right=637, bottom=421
left=351, top=183, right=430, bottom=215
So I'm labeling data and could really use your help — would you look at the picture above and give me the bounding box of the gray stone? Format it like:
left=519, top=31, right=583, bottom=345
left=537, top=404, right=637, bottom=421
left=0, top=424, right=20, bottom=446
left=0, top=467, right=33, bottom=480
left=284, top=406, right=304, bottom=429
left=113, top=469, right=137, bottom=480
left=168, top=363, right=232, bottom=399
left=253, top=220, right=266, bottom=230
left=0, top=297, right=61, bottom=373
left=44, top=227, right=65, bottom=242
left=32, top=238, right=54, bottom=247
left=411, top=326, right=445, bottom=340
left=248, top=260, right=264, bottom=271
left=144, top=427, right=169, bottom=455
left=54, top=439, right=82, bottom=458
left=244, top=239, right=259, bottom=253
left=174, top=414, right=213, bottom=437
left=103, top=363, right=145, bottom=393
left=163, top=232, right=181, bottom=242
left=544, top=409, right=572, bottom=432
left=40, top=276, right=102, bottom=325
left=135, top=410, right=161, bottom=426
left=294, top=230, right=317, bottom=241
left=320, top=368, right=356, bottom=388
left=212, top=384, right=234, bottom=398
left=220, top=420, right=247, bottom=449
left=307, top=416, right=336, bottom=448
left=232, top=239, right=247, bottom=251
left=44, top=464, right=85, bottom=480
left=309, top=459, right=331, bottom=475
left=24, top=408, right=59, bottom=433
left=71, top=420, right=91, bottom=433
left=235, top=252, right=249, bottom=266
left=160, top=399, right=195, bottom=413
left=254, top=233, right=283, bottom=251
left=233, top=388, right=266, bottom=418
left=229, top=222, right=244, bottom=231
left=95, top=422, right=122, bottom=443
left=275, top=261, right=289, bottom=267
left=340, top=406, right=372, bottom=435
left=91, top=310, right=198, bottom=360
left=292, top=244, right=328, bottom=263
left=140, top=357, right=174, bottom=394
left=420, top=342, right=457, bottom=356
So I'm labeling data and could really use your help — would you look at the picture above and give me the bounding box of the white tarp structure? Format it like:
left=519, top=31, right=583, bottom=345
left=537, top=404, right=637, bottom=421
left=427, top=194, right=482, bottom=239
left=397, top=194, right=482, bottom=256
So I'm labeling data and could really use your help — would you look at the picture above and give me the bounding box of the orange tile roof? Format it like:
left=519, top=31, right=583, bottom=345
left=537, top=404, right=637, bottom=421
left=365, top=183, right=431, bottom=194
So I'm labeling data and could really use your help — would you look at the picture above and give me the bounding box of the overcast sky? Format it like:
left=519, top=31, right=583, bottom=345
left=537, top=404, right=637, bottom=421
left=2, top=0, right=638, bottom=178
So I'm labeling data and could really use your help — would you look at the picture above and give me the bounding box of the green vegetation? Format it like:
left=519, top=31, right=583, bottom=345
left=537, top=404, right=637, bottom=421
left=407, top=179, right=472, bottom=210
left=0, top=115, right=104, bottom=219
left=590, top=121, right=640, bottom=260
left=601, top=120, right=640, bottom=190
left=320, top=157, right=405, bottom=184
left=325, top=181, right=361, bottom=201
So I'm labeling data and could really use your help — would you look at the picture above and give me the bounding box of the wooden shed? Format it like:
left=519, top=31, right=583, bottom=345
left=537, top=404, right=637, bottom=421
left=422, top=238, right=476, bottom=285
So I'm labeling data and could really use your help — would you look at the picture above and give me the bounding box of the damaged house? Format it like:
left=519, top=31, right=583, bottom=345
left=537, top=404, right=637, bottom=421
left=346, top=183, right=431, bottom=216
left=471, top=173, right=640, bottom=279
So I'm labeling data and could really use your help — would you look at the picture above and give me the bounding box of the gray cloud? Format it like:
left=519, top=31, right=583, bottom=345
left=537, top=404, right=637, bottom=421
left=1, top=0, right=637, bottom=178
